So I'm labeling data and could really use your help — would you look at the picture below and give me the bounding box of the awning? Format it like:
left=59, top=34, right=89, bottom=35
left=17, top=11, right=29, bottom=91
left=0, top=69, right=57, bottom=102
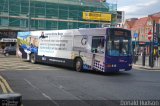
left=132, top=41, right=159, bottom=46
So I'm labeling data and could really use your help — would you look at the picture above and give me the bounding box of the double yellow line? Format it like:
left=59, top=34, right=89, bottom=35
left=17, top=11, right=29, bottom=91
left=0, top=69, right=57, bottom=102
left=0, top=75, right=14, bottom=93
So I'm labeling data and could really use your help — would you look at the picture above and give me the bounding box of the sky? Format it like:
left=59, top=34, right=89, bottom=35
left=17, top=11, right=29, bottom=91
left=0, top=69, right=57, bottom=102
left=107, top=0, right=160, bottom=19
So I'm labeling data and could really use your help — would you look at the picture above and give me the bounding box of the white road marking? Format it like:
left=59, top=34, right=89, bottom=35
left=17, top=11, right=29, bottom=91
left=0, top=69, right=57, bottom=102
left=24, top=79, right=59, bottom=106
left=42, top=93, right=52, bottom=100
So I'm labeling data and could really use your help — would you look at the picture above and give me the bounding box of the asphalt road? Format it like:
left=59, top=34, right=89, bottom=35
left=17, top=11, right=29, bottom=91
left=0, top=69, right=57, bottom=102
left=0, top=56, right=160, bottom=106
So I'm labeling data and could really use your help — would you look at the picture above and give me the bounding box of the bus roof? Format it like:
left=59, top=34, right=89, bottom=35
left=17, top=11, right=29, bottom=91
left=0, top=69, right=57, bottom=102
left=17, top=28, right=130, bottom=37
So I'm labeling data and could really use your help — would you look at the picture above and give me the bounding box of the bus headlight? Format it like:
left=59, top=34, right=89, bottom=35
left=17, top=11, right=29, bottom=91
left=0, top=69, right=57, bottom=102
left=112, top=64, right=117, bottom=67
left=128, top=64, right=132, bottom=66
left=106, top=64, right=117, bottom=67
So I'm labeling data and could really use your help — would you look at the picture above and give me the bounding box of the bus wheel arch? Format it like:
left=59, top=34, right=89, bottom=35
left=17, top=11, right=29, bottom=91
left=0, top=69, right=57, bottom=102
left=74, top=57, right=83, bottom=72
left=30, top=53, right=36, bottom=64
left=4, top=53, right=9, bottom=57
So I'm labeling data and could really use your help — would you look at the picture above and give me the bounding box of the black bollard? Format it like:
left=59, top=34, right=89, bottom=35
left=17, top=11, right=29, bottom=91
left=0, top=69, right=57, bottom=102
left=136, top=54, right=138, bottom=62
left=151, top=55, right=154, bottom=68
left=142, top=50, right=146, bottom=66
left=132, top=52, right=136, bottom=64
left=149, top=55, right=151, bottom=66
left=133, top=56, right=136, bottom=64
left=0, top=93, right=22, bottom=106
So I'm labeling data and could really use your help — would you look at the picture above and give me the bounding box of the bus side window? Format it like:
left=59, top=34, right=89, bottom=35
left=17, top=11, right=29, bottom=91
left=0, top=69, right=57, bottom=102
left=91, top=36, right=104, bottom=54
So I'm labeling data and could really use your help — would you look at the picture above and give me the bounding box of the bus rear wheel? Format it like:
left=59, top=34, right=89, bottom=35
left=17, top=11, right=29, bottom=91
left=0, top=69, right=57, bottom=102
left=30, top=53, right=36, bottom=64
left=74, top=58, right=83, bottom=72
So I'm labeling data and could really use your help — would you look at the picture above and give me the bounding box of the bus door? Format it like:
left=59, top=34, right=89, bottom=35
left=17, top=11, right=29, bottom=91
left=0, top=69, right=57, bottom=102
left=91, top=36, right=105, bottom=72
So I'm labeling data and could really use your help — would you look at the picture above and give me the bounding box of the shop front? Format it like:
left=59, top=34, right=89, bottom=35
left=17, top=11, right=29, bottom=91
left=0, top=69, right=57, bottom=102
left=132, top=41, right=159, bottom=56
left=0, top=31, right=17, bottom=54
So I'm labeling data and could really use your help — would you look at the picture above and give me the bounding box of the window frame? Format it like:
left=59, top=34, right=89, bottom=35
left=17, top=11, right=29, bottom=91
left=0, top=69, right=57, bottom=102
left=91, top=36, right=105, bottom=54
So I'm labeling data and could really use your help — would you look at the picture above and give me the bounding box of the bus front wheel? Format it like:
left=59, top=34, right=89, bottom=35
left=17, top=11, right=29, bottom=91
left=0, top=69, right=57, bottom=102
left=30, top=53, right=36, bottom=64
left=74, top=58, right=83, bottom=72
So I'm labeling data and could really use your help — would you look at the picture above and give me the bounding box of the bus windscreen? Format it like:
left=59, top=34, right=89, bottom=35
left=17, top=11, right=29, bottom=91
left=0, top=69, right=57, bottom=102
left=107, top=29, right=132, bottom=56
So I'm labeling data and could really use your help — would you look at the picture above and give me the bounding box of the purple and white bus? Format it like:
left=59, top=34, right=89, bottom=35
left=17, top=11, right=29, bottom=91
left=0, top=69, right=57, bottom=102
left=17, top=28, right=132, bottom=72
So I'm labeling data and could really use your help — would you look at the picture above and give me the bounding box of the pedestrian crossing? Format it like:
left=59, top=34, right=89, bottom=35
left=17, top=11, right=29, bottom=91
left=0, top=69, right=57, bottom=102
left=0, top=55, right=56, bottom=71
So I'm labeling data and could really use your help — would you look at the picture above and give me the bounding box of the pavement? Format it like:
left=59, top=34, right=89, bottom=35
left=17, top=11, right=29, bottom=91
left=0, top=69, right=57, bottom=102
left=133, top=64, right=160, bottom=70
left=132, top=56, right=160, bottom=70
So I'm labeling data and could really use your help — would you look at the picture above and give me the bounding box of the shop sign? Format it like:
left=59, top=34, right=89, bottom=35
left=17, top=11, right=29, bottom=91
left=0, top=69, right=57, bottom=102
left=82, top=12, right=111, bottom=22
left=0, top=38, right=17, bottom=42
left=0, top=31, right=17, bottom=38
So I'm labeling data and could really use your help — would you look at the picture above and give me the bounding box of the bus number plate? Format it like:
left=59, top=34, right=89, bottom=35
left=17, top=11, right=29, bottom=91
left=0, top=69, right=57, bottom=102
left=119, top=69, right=125, bottom=71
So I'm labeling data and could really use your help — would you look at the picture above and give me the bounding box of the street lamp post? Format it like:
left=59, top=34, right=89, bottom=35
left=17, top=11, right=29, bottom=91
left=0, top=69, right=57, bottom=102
left=134, top=37, right=137, bottom=63
left=28, top=0, right=31, bottom=31
left=151, top=20, right=156, bottom=67
left=149, top=39, right=152, bottom=67
left=133, top=33, right=138, bottom=63
left=149, top=20, right=155, bottom=67
left=148, top=28, right=152, bottom=67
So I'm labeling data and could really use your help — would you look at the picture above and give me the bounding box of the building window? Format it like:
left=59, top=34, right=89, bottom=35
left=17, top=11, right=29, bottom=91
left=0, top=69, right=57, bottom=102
left=124, top=25, right=127, bottom=29
left=145, top=28, right=148, bottom=33
left=1, top=18, right=9, bottom=26
left=20, top=19, right=27, bottom=27
left=68, top=22, right=73, bottom=29
left=147, top=21, right=152, bottom=25
left=38, top=20, right=45, bottom=29
left=51, top=21, right=58, bottom=30
left=91, top=36, right=105, bottom=54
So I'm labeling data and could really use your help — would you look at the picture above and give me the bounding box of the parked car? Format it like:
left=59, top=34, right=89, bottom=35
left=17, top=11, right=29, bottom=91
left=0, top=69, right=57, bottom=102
left=3, top=46, right=16, bottom=56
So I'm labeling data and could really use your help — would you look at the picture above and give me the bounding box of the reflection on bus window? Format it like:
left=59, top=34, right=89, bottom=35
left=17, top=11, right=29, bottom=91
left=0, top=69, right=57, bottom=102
left=91, top=36, right=104, bottom=54
left=97, top=42, right=104, bottom=53
left=107, top=40, right=119, bottom=56
left=107, top=38, right=131, bottom=56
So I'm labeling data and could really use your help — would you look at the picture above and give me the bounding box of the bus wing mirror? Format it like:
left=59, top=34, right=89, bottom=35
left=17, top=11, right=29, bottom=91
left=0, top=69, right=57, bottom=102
left=95, top=49, right=97, bottom=53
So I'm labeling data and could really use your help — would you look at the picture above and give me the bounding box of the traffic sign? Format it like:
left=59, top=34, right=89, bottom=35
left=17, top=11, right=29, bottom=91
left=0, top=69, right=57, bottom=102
left=148, top=35, right=152, bottom=41
left=148, top=30, right=152, bottom=41
left=133, top=33, right=138, bottom=38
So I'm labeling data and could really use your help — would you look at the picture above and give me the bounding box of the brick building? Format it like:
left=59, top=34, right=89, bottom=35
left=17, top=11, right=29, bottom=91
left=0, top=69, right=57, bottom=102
left=123, top=12, right=160, bottom=55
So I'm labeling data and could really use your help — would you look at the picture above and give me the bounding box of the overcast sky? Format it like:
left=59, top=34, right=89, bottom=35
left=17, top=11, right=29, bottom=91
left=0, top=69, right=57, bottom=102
left=107, top=0, right=160, bottom=19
